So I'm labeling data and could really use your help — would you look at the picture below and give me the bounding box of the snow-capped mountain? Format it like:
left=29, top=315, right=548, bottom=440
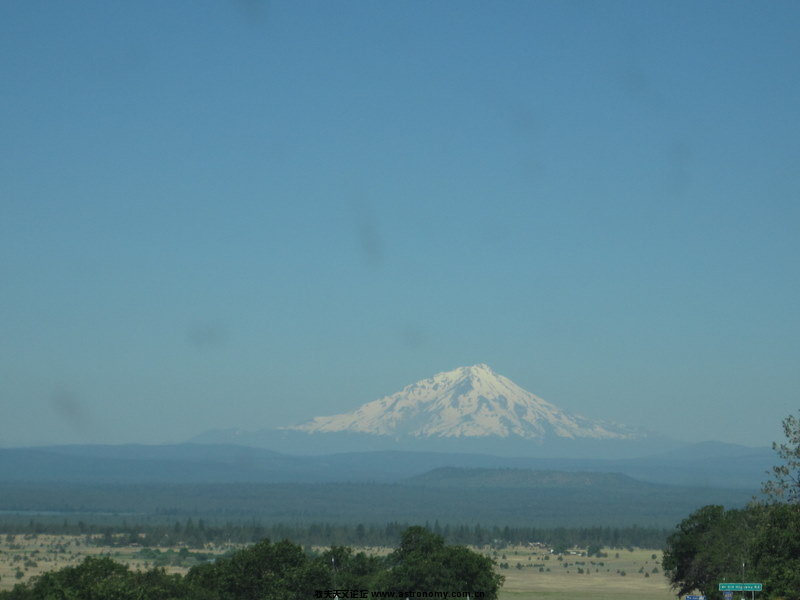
left=286, top=364, right=639, bottom=441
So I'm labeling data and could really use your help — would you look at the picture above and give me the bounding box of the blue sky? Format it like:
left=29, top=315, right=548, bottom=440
left=2, top=1, right=798, bottom=448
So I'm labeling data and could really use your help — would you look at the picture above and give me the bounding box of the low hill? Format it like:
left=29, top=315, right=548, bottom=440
left=0, top=442, right=773, bottom=489
left=407, top=467, right=646, bottom=489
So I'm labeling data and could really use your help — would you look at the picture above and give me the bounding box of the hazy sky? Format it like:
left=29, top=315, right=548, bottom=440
left=2, top=1, right=799, bottom=448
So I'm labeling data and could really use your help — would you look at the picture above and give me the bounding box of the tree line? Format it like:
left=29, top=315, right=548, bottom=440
left=0, top=526, right=503, bottom=600
left=1, top=518, right=669, bottom=551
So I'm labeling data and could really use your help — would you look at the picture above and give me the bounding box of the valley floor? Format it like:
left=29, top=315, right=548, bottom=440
left=496, top=546, right=674, bottom=600
left=0, top=535, right=675, bottom=598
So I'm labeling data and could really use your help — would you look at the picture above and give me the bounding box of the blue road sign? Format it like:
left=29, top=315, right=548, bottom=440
left=685, top=596, right=706, bottom=600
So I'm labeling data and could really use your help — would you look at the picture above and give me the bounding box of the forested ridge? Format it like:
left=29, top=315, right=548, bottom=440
left=0, top=477, right=753, bottom=528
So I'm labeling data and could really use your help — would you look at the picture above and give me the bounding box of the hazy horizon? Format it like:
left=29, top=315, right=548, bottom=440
left=2, top=2, right=799, bottom=449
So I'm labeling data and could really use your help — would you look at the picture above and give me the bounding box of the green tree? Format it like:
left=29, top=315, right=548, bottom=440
left=586, top=544, right=602, bottom=557
left=749, top=503, right=800, bottom=599
left=378, top=526, right=503, bottom=600
left=185, top=538, right=314, bottom=600
left=314, top=546, right=383, bottom=591
left=0, top=556, right=193, bottom=600
left=761, top=411, right=800, bottom=503
left=662, top=505, right=759, bottom=599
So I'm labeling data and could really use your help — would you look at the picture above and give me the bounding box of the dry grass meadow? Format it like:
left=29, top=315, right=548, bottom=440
left=494, top=545, right=676, bottom=600
left=0, top=534, right=233, bottom=592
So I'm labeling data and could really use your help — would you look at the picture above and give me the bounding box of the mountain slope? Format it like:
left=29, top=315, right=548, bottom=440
left=287, top=364, right=638, bottom=442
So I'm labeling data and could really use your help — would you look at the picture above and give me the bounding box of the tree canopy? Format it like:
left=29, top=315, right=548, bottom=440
left=0, top=527, right=502, bottom=600
left=762, top=411, right=800, bottom=504
left=663, top=412, right=800, bottom=599
left=0, top=557, right=192, bottom=600
left=662, top=503, right=800, bottom=600
left=378, top=526, right=503, bottom=598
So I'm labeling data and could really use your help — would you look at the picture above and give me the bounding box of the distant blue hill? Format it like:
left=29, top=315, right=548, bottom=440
left=0, top=440, right=774, bottom=490
left=189, top=425, right=681, bottom=459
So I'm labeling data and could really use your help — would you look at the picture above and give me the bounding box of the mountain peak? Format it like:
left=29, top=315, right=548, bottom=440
left=287, top=365, right=639, bottom=442
left=466, top=363, right=493, bottom=372
left=459, top=363, right=497, bottom=380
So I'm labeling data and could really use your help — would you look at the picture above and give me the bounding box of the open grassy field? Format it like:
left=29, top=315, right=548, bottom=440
left=0, top=534, right=235, bottom=592
left=0, top=535, right=676, bottom=598
left=493, top=545, right=675, bottom=600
